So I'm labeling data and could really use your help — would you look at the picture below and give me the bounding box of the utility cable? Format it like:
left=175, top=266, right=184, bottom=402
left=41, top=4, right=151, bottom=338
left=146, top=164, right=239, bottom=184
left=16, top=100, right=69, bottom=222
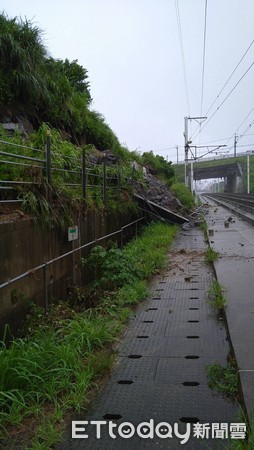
left=190, top=39, right=254, bottom=141
left=175, top=0, right=190, bottom=115
left=206, top=39, right=254, bottom=117
left=238, top=118, right=254, bottom=142
left=200, top=0, right=208, bottom=118
left=191, top=59, right=254, bottom=142
left=225, top=106, right=254, bottom=149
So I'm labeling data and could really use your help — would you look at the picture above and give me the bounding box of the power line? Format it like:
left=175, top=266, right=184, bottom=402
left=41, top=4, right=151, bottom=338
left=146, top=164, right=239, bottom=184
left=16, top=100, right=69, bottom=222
left=228, top=142, right=254, bottom=149
left=234, top=107, right=254, bottom=136
left=238, top=118, right=254, bottom=141
left=206, top=39, right=254, bottom=117
left=175, top=0, right=190, bottom=115
left=199, top=136, right=232, bottom=145
left=191, top=59, right=254, bottom=142
left=200, top=0, right=208, bottom=117
left=190, top=39, right=254, bottom=141
left=226, top=106, right=254, bottom=148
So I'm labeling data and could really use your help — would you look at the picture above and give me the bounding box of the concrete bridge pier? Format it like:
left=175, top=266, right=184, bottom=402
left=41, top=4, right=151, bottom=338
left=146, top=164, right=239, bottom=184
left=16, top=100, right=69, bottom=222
left=226, top=173, right=237, bottom=193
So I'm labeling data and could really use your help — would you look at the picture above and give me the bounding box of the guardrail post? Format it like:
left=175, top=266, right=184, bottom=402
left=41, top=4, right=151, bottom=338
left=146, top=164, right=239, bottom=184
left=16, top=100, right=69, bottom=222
left=82, top=147, right=87, bottom=200
left=117, top=159, right=121, bottom=200
left=44, top=263, right=49, bottom=312
left=103, top=154, right=107, bottom=204
left=46, top=130, right=52, bottom=202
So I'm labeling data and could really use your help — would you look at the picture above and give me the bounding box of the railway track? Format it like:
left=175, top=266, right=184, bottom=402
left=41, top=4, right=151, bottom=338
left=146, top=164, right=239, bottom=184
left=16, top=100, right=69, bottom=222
left=202, top=192, right=254, bottom=224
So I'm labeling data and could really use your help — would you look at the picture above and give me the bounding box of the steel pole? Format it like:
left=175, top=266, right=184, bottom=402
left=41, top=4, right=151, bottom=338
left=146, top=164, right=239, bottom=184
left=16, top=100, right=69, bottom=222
left=247, top=154, right=250, bottom=194
left=184, top=117, right=188, bottom=187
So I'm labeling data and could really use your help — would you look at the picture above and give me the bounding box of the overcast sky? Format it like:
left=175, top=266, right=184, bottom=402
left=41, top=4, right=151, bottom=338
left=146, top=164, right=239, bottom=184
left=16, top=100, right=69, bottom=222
left=1, top=0, right=254, bottom=163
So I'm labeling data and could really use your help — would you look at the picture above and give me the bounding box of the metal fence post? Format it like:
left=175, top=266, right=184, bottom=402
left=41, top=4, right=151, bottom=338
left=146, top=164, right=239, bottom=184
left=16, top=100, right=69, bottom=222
left=103, top=154, right=107, bottom=204
left=82, top=147, right=87, bottom=200
left=44, top=263, right=49, bottom=312
left=117, top=159, right=121, bottom=200
left=46, top=130, right=52, bottom=202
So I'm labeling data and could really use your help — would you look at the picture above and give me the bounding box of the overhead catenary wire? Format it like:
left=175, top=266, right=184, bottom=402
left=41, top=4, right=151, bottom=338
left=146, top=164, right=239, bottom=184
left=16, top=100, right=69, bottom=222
left=235, top=107, right=254, bottom=135
left=191, top=59, right=254, bottom=142
left=190, top=39, right=254, bottom=141
left=238, top=119, right=254, bottom=142
left=226, top=106, right=254, bottom=148
left=175, top=0, right=190, bottom=115
left=200, top=0, right=208, bottom=118
left=206, top=39, right=254, bottom=117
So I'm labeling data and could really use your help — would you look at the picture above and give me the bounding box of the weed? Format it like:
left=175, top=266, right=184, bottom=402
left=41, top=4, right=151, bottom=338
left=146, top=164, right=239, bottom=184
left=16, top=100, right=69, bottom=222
left=205, top=247, right=219, bottom=264
left=0, top=222, right=178, bottom=448
left=199, top=221, right=208, bottom=234
left=82, top=245, right=138, bottom=289
left=170, top=182, right=195, bottom=210
left=21, top=190, right=77, bottom=229
left=225, top=414, right=254, bottom=449
left=208, top=280, right=227, bottom=309
left=117, top=280, right=149, bottom=306
left=206, top=363, right=239, bottom=400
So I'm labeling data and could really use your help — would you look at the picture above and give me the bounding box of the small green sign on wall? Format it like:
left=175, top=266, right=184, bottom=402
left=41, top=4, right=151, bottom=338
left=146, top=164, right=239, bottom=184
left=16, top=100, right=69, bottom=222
left=68, top=226, right=79, bottom=242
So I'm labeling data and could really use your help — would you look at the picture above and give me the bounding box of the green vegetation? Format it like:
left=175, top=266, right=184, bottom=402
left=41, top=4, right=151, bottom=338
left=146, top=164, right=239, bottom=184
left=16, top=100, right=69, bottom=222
left=141, top=151, right=175, bottom=181
left=208, top=280, right=227, bottom=309
left=0, top=222, right=178, bottom=448
left=0, top=13, right=179, bottom=217
left=226, top=416, right=254, bottom=449
left=199, top=220, right=208, bottom=235
left=206, top=362, right=239, bottom=400
left=0, top=13, right=175, bottom=180
left=0, top=12, right=130, bottom=153
left=0, top=121, right=178, bottom=221
left=205, top=247, right=219, bottom=264
left=173, top=154, right=254, bottom=193
left=170, top=181, right=195, bottom=210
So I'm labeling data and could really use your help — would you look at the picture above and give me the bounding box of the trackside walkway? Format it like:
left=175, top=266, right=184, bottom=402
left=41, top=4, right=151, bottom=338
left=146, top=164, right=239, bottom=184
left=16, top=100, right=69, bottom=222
left=204, top=198, right=254, bottom=422
left=58, top=227, right=239, bottom=449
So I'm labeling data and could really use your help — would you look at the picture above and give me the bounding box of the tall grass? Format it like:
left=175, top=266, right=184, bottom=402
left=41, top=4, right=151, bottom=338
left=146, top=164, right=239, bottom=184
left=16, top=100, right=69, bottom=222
left=0, top=221, right=178, bottom=448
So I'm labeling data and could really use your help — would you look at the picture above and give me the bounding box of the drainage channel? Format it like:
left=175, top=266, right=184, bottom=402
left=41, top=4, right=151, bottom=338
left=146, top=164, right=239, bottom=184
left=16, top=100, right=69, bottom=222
left=59, top=228, right=240, bottom=450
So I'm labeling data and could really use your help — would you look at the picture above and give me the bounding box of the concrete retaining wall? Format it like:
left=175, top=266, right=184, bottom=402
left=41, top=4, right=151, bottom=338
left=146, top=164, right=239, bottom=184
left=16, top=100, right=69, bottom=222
left=0, top=209, right=141, bottom=336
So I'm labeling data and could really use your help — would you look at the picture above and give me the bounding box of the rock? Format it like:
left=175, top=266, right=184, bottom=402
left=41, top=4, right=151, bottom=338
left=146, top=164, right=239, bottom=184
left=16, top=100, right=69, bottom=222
left=182, top=223, right=192, bottom=231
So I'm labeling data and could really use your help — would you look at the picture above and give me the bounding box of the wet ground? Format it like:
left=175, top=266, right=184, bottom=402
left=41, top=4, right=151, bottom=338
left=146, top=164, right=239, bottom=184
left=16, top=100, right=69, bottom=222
left=58, top=227, right=240, bottom=449
left=204, top=197, right=254, bottom=422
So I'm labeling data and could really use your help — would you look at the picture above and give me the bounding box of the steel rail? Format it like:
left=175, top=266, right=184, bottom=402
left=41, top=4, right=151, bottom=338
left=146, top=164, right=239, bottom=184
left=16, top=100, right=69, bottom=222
left=0, top=139, right=44, bottom=153
left=0, top=159, right=43, bottom=169
left=0, top=150, right=45, bottom=164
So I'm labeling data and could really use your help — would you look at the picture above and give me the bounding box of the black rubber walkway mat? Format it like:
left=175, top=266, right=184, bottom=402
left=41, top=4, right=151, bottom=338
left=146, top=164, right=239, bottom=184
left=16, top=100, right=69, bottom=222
left=58, top=228, right=239, bottom=450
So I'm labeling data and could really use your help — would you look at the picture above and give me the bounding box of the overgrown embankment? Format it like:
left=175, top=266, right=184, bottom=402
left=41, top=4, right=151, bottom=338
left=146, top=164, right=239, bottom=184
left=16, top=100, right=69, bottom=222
left=0, top=222, right=178, bottom=449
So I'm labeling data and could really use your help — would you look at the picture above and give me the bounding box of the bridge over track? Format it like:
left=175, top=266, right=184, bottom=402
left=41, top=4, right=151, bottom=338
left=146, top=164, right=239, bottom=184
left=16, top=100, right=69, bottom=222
left=193, top=162, right=243, bottom=193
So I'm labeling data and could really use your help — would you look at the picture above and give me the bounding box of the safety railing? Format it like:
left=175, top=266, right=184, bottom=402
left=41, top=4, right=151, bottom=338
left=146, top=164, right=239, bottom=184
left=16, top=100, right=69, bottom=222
left=0, top=217, right=145, bottom=311
left=0, top=134, right=123, bottom=205
left=0, top=138, right=46, bottom=203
